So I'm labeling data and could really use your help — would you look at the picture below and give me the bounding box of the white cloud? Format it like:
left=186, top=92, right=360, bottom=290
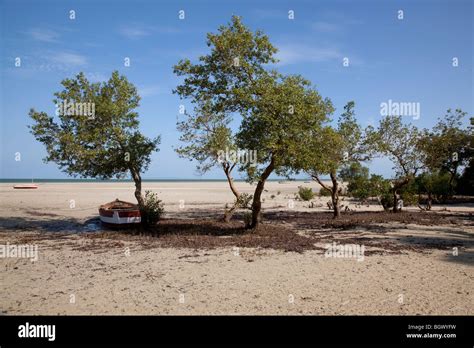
left=311, top=21, right=340, bottom=33
left=50, top=52, right=87, bottom=66
left=119, top=24, right=182, bottom=39
left=138, top=85, right=165, bottom=97
left=119, top=26, right=150, bottom=39
left=251, top=9, right=284, bottom=20
left=29, top=28, right=60, bottom=43
left=275, top=44, right=342, bottom=65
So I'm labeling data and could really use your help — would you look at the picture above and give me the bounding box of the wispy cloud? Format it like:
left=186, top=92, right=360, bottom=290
left=251, top=9, right=285, bottom=20
left=275, top=43, right=342, bottom=65
left=10, top=51, right=89, bottom=74
left=138, top=85, right=165, bottom=97
left=28, top=28, right=60, bottom=43
left=50, top=52, right=87, bottom=66
left=309, top=12, right=363, bottom=33
left=119, top=26, right=151, bottom=39
left=119, top=24, right=182, bottom=39
left=3, top=51, right=88, bottom=77
left=311, top=21, right=340, bottom=33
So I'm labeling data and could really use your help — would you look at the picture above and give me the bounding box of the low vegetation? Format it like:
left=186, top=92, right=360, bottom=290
left=298, top=187, right=315, bottom=201
left=140, top=191, right=165, bottom=227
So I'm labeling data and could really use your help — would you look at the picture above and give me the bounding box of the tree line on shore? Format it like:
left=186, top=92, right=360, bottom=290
left=29, top=16, right=473, bottom=228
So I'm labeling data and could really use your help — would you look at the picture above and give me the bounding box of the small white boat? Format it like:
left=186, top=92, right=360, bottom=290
left=99, top=199, right=141, bottom=226
left=13, top=184, right=38, bottom=189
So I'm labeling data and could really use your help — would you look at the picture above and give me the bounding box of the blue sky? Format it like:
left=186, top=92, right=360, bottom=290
left=0, top=0, right=472, bottom=179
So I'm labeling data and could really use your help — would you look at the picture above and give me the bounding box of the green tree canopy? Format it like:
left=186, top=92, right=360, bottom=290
left=295, top=101, right=368, bottom=217
left=173, top=16, right=277, bottom=222
left=237, top=73, right=333, bottom=227
left=366, top=115, right=423, bottom=212
left=175, top=99, right=235, bottom=174
left=29, top=71, right=160, bottom=210
left=418, top=109, right=472, bottom=193
left=173, top=15, right=278, bottom=115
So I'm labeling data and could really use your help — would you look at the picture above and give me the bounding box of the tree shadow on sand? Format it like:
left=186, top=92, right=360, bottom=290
left=0, top=216, right=103, bottom=234
left=442, top=250, right=474, bottom=266
left=1, top=211, right=473, bottom=260
left=263, top=210, right=473, bottom=229
left=0, top=216, right=82, bottom=233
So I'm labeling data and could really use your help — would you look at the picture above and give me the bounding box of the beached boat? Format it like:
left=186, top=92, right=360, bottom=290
left=13, top=184, right=38, bottom=189
left=99, top=199, right=141, bottom=226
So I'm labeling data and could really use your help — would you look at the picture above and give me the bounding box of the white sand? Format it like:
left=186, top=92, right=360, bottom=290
left=0, top=181, right=473, bottom=315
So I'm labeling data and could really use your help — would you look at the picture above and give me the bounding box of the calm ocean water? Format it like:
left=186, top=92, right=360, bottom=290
left=0, top=178, right=227, bottom=183
left=0, top=178, right=299, bottom=183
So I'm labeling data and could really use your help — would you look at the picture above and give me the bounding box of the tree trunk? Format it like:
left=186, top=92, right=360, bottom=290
left=427, top=192, right=432, bottom=211
left=392, top=177, right=410, bottom=213
left=223, top=163, right=240, bottom=223
left=249, top=182, right=264, bottom=228
left=378, top=196, right=390, bottom=212
left=224, top=164, right=240, bottom=199
left=130, top=169, right=144, bottom=208
left=248, top=157, right=275, bottom=229
left=313, top=173, right=340, bottom=218
left=224, top=205, right=237, bottom=223
left=330, top=171, right=340, bottom=218
left=448, top=168, right=457, bottom=197
left=392, top=190, right=399, bottom=212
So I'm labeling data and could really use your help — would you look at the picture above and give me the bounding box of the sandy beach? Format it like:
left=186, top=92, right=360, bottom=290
left=0, top=181, right=473, bottom=315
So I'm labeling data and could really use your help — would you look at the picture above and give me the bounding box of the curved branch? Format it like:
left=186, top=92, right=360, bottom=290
left=312, top=174, right=332, bottom=193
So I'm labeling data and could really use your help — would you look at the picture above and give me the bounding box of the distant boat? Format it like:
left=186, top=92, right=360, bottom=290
left=99, top=199, right=141, bottom=226
left=13, top=184, right=38, bottom=189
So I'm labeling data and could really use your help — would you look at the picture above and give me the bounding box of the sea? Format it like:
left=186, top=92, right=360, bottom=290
left=0, top=178, right=308, bottom=183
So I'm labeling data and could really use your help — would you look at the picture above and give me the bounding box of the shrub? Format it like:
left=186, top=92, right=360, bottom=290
left=243, top=211, right=252, bottom=227
left=319, top=188, right=332, bottom=197
left=347, top=176, right=370, bottom=200
left=298, top=186, right=315, bottom=201
left=346, top=172, right=392, bottom=202
left=141, top=190, right=164, bottom=227
left=380, top=192, right=393, bottom=211
left=235, top=193, right=253, bottom=209
left=340, top=163, right=369, bottom=183
left=341, top=163, right=369, bottom=198
left=367, top=175, right=392, bottom=198
left=415, top=172, right=452, bottom=200
left=401, top=191, right=418, bottom=206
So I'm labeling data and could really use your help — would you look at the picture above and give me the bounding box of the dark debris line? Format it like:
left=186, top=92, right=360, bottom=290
left=70, top=211, right=473, bottom=254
